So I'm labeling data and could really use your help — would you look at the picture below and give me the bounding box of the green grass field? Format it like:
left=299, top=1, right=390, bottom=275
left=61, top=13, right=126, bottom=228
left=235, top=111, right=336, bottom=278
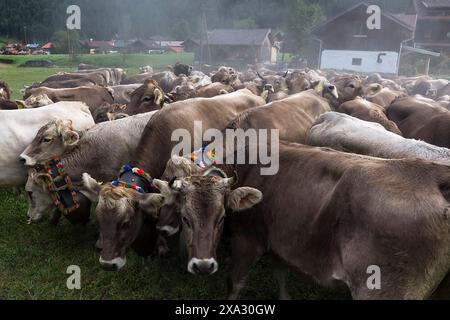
left=1, top=53, right=194, bottom=100
left=0, top=54, right=348, bottom=299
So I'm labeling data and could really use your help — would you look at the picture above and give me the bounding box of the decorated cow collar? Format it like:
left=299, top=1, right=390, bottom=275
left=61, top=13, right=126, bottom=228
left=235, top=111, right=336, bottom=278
left=189, top=147, right=218, bottom=168
left=111, top=165, right=156, bottom=194
left=45, top=157, right=80, bottom=215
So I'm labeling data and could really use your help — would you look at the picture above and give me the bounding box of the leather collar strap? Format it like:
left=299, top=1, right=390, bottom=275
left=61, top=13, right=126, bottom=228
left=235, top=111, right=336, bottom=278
left=111, top=165, right=157, bottom=193
left=45, top=158, right=80, bottom=215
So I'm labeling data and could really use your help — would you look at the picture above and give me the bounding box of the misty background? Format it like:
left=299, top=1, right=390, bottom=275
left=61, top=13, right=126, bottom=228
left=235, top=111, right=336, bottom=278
left=0, top=0, right=412, bottom=53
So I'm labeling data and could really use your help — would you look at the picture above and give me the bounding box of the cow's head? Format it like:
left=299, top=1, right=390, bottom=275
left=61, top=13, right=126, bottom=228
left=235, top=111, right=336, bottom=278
left=256, top=72, right=289, bottom=94
left=20, top=119, right=80, bottom=166
left=127, top=79, right=165, bottom=115
left=174, top=62, right=193, bottom=77
left=82, top=173, right=163, bottom=271
left=25, top=168, right=57, bottom=223
left=22, top=93, right=54, bottom=108
left=211, top=67, right=239, bottom=86
left=331, top=75, right=363, bottom=104
left=169, top=83, right=196, bottom=101
left=286, top=71, right=311, bottom=94
left=411, top=80, right=436, bottom=98
left=92, top=103, right=129, bottom=123
left=139, top=66, right=153, bottom=74
left=311, top=80, right=339, bottom=101
left=157, top=155, right=206, bottom=236
left=149, top=169, right=262, bottom=275
left=0, top=80, right=11, bottom=100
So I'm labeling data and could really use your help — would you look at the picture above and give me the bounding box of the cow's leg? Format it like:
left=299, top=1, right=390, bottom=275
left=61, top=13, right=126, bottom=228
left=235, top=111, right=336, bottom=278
left=179, top=231, right=188, bottom=263
left=273, top=259, right=291, bottom=300
left=49, top=211, right=61, bottom=226
left=227, top=234, right=264, bottom=300
left=157, top=235, right=170, bottom=257
left=95, top=233, right=102, bottom=251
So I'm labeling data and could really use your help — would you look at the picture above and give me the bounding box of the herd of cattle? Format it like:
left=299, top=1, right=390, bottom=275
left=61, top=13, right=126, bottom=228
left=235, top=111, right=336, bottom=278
left=2, top=62, right=450, bottom=300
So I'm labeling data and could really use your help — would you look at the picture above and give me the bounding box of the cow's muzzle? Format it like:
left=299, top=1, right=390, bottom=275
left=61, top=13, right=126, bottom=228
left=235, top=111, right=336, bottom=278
left=19, top=154, right=36, bottom=166
left=99, top=256, right=126, bottom=271
left=188, top=258, right=218, bottom=275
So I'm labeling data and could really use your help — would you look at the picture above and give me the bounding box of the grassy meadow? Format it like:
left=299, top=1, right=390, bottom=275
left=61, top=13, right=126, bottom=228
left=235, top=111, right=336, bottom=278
left=1, top=53, right=194, bottom=100
left=0, top=54, right=348, bottom=300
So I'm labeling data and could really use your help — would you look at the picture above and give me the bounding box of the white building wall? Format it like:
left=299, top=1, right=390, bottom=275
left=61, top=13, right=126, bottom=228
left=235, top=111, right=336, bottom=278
left=320, top=50, right=399, bottom=74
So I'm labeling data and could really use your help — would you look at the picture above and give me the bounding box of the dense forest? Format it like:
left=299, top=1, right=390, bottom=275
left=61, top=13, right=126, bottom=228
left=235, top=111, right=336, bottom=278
left=0, top=0, right=413, bottom=50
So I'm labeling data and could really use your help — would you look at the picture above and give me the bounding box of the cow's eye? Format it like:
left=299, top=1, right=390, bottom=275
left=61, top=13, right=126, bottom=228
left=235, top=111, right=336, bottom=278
left=121, top=220, right=130, bottom=229
left=181, top=216, right=191, bottom=227
left=349, top=84, right=355, bottom=89
left=43, top=137, right=52, bottom=143
left=142, top=96, right=152, bottom=102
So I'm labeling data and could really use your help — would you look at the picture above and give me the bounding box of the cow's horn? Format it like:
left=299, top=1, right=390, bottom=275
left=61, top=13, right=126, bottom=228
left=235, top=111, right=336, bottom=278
left=256, top=71, right=265, bottom=80
left=222, top=171, right=238, bottom=187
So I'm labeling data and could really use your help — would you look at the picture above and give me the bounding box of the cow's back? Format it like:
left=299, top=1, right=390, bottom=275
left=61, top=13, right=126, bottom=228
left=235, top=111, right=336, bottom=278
left=228, top=90, right=330, bottom=143
left=134, top=90, right=265, bottom=177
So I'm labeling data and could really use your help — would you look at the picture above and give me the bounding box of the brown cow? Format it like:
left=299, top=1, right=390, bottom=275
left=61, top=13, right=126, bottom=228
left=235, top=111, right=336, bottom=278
left=23, top=86, right=114, bottom=112
left=365, top=86, right=407, bottom=109
left=0, top=80, right=17, bottom=110
left=387, top=96, right=450, bottom=148
left=0, top=80, right=11, bottom=100
left=140, top=141, right=450, bottom=300
left=81, top=89, right=266, bottom=270
left=39, top=71, right=109, bottom=87
left=329, top=75, right=364, bottom=108
left=196, top=83, right=235, bottom=98
left=256, top=72, right=290, bottom=102
left=126, top=80, right=165, bottom=115
left=27, top=78, right=98, bottom=91
left=121, top=72, right=153, bottom=85
left=337, top=97, right=402, bottom=135
left=92, top=103, right=129, bottom=123
left=286, top=71, right=311, bottom=94
left=155, top=82, right=337, bottom=237
left=225, top=86, right=336, bottom=144
left=211, top=67, right=240, bottom=86
left=169, top=82, right=233, bottom=102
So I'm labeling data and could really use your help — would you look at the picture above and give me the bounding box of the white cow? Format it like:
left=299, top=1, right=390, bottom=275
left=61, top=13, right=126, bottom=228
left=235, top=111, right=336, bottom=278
left=307, top=112, right=450, bottom=163
left=1, top=102, right=95, bottom=186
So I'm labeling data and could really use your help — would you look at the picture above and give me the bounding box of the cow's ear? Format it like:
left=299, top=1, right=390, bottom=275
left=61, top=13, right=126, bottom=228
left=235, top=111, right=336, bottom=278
left=81, top=173, right=101, bottom=202
left=261, top=90, right=269, bottom=102
left=63, top=130, right=80, bottom=146
left=312, top=80, right=324, bottom=94
left=33, top=172, right=52, bottom=187
left=227, top=187, right=262, bottom=212
left=154, top=88, right=164, bottom=106
left=139, top=193, right=166, bottom=219
left=365, top=83, right=383, bottom=97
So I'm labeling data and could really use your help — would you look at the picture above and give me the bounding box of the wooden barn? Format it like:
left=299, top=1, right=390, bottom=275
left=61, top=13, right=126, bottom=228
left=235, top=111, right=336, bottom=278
left=312, top=2, right=415, bottom=74
left=194, top=28, right=281, bottom=65
left=414, top=0, right=450, bottom=53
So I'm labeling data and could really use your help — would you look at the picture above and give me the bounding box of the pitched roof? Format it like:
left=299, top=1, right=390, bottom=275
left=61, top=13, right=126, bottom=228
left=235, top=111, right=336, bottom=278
left=392, top=14, right=417, bottom=29
left=313, top=2, right=415, bottom=34
left=206, top=29, right=272, bottom=46
left=420, top=0, right=450, bottom=8
left=81, top=40, right=114, bottom=49
left=40, top=42, right=52, bottom=49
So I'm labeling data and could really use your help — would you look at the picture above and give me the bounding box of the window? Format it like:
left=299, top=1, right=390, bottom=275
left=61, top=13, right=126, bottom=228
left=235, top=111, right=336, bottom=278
left=352, top=58, right=362, bottom=66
